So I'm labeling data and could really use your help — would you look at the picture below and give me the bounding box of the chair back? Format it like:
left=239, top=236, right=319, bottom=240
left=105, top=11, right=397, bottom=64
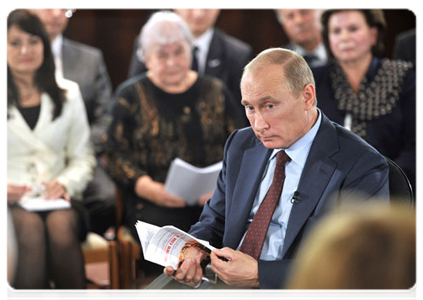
left=386, top=157, right=414, bottom=208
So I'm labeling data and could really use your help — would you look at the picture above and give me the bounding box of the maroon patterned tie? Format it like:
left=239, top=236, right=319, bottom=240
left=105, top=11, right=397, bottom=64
left=240, top=151, right=291, bottom=260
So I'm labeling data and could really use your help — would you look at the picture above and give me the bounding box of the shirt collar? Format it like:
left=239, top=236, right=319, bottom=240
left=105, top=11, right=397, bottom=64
left=51, top=34, right=63, bottom=59
left=193, top=28, right=214, bottom=53
left=292, top=43, right=327, bottom=63
left=270, top=108, right=322, bottom=166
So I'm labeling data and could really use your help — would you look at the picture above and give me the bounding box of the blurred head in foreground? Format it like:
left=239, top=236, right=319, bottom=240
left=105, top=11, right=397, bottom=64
left=287, top=202, right=415, bottom=289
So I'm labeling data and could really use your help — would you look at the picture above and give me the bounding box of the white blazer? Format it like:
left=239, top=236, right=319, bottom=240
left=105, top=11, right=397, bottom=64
left=7, top=79, right=96, bottom=200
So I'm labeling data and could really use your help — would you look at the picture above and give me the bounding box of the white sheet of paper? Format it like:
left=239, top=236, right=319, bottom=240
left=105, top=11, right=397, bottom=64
left=18, top=197, right=71, bottom=212
left=164, top=158, right=222, bottom=205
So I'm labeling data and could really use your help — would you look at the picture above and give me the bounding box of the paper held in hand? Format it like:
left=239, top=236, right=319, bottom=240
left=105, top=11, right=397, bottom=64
left=164, top=158, right=222, bottom=205
left=135, top=220, right=217, bottom=283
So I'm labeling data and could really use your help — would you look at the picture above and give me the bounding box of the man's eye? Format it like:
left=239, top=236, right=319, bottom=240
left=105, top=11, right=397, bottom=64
left=267, top=104, right=274, bottom=109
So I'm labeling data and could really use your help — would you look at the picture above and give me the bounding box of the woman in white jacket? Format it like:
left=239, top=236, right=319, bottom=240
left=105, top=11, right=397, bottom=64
left=7, top=10, right=95, bottom=289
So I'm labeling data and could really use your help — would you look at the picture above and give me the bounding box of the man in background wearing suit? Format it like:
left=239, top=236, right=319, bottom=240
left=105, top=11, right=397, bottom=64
left=276, top=9, right=327, bottom=68
left=30, top=9, right=115, bottom=236
left=128, top=9, right=252, bottom=118
left=164, top=48, right=389, bottom=289
left=393, top=28, right=416, bottom=67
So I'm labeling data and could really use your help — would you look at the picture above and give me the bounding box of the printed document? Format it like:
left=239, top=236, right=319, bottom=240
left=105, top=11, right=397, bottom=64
left=164, top=158, right=222, bottom=205
left=135, top=220, right=217, bottom=283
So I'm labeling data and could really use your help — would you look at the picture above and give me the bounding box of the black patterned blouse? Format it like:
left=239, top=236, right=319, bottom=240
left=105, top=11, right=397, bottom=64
left=105, top=74, right=244, bottom=192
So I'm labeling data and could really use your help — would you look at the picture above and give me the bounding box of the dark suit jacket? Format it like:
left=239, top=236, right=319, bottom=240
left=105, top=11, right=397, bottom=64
left=393, top=28, right=416, bottom=67
left=189, top=112, right=389, bottom=288
left=62, top=38, right=113, bottom=154
left=283, top=42, right=327, bottom=67
left=127, top=28, right=252, bottom=119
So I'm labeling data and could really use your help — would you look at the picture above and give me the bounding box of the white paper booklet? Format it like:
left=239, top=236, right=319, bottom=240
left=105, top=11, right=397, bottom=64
left=19, top=197, right=71, bottom=212
left=164, top=158, right=222, bottom=205
left=135, top=220, right=217, bottom=283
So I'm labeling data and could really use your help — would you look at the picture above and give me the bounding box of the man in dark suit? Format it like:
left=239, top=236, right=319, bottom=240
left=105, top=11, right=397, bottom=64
left=164, top=48, right=389, bottom=288
left=393, top=28, right=416, bottom=67
left=275, top=9, right=327, bottom=67
left=30, top=9, right=115, bottom=236
left=128, top=9, right=252, bottom=114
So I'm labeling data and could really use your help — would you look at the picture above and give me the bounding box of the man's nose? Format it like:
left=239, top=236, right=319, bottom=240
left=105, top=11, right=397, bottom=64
left=254, top=112, right=269, bottom=131
left=192, top=9, right=206, bottom=19
left=50, top=9, right=64, bottom=18
left=293, top=13, right=304, bottom=25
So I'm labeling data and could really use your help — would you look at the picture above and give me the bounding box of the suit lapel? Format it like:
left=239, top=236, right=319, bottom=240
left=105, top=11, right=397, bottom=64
left=61, top=39, right=75, bottom=79
left=8, top=106, right=33, bottom=139
left=33, top=94, right=54, bottom=133
left=226, top=141, right=272, bottom=249
left=282, top=115, right=339, bottom=257
left=204, top=29, right=224, bottom=77
left=8, top=95, right=57, bottom=157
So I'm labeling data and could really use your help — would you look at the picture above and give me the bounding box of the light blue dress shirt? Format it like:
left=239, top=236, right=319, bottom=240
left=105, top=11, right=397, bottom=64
left=237, top=110, right=322, bottom=260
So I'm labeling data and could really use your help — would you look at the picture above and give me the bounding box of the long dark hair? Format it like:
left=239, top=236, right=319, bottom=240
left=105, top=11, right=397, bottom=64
left=7, top=9, right=66, bottom=119
left=321, top=9, right=387, bottom=61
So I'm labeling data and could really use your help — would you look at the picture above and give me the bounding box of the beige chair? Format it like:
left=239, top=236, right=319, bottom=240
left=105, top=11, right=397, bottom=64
left=82, top=232, right=119, bottom=289
left=116, top=187, right=151, bottom=300
left=117, top=226, right=141, bottom=288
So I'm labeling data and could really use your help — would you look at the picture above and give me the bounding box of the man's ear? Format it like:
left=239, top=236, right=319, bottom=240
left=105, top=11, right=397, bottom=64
left=303, top=83, right=316, bottom=109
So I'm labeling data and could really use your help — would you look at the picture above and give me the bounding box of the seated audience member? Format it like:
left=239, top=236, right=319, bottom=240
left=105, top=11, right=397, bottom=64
left=7, top=10, right=95, bottom=288
left=313, top=9, right=415, bottom=191
left=30, top=9, right=115, bottom=236
left=163, top=48, right=389, bottom=289
left=287, top=202, right=415, bottom=289
left=104, top=11, right=244, bottom=277
left=275, top=9, right=327, bottom=67
left=128, top=9, right=252, bottom=119
left=393, top=28, right=416, bottom=67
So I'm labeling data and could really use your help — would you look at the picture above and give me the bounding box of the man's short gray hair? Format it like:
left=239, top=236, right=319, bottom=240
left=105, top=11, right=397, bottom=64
left=274, top=9, right=284, bottom=24
left=137, top=11, right=193, bottom=62
left=243, top=48, right=317, bottom=104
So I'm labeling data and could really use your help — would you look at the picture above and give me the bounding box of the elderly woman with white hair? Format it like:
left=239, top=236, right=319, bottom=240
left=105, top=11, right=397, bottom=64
left=105, top=11, right=243, bottom=276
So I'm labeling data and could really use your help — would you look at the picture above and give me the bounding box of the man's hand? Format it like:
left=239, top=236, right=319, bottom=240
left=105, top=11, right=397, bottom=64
left=211, top=247, right=260, bottom=288
left=163, top=246, right=207, bottom=288
left=7, top=184, right=30, bottom=204
left=135, top=176, right=185, bottom=208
